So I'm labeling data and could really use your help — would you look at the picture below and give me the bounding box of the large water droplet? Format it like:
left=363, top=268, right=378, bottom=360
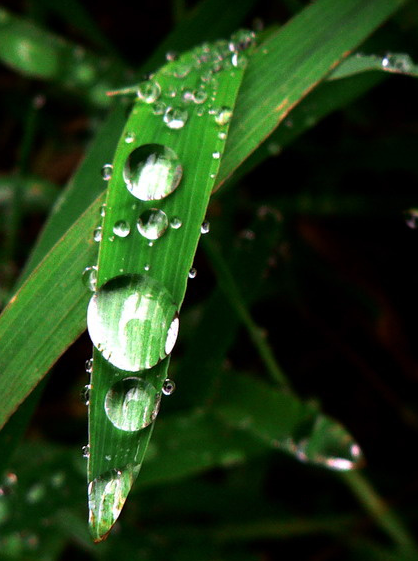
left=87, top=274, right=179, bottom=371
left=123, top=144, right=182, bottom=201
left=137, top=80, right=161, bottom=103
left=101, top=164, right=113, bottom=181
left=137, top=209, right=168, bottom=240
left=113, top=220, right=131, bottom=238
left=163, top=107, right=188, bottom=129
left=105, top=377, right=161, bottom=431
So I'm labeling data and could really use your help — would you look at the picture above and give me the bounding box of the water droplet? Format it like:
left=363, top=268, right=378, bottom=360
left=166, top=86, right=177, bottom=98
left=201, top=221, right=210, bottom=234
left=82, top=445, right=90, bottom=458
left=82, top=266, right=98, bottom=291
left=196, top=106, right=205, bottom=117
left=137, top=80, right=161, bottom=103
left=113, top=220, right=131, bottom=238
left=105, top=454, right=112, bottom=461
left=188, top=268, right=197, bottom=279
left=405, top=209, right=418, bottom=229
left=214, top=106, right=233, bottom=126
left=218, top=131, right=227, bottom=140
left=212, top=151, right=221, bottom=159
left=163, top=107, right=188, bottom=129
left=85, top=358, right=93, bottom=373
left=101, top=164, right=113, bottom=181
left=87, top=274, right=179, bottom=371
left=170, top=217, right=182, bottom=229
left=162, top=378, right=176, bottom=396
left=166, top=51, right=178, bottom=61
left=152, top=101, right=166, bottom=115
left=124, top=131, right=136, bottom=144
left=193, top=89, right=208, bottom=104
left=229, top=29, right=256, bottom=52
left=93, top=226, right=102, bottom=242
left=144, top=264, right=150, bottom=271
left=381, top=53, right=413, bottom=73
left=123, top=144, right=182, bottom=201
left=81, top=384, right=91, bottom=405
left=105, top=377, right=161, bottom=431
left=137, top=209, right=169, bottom=240
left=182, top=89, right=194, bottom=102
left=99, top=204, right=107, bottom=217
left=88, top=464, right=139, bottom=541
left=173, top=63, right=191, bottom=78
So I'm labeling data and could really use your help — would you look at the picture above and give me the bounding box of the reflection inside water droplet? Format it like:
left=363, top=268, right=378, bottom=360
left=87, top=274, right=179, bottom=371
left=105, top=377, right=161, bottom=431
left=137, top=209, right=168, bottom=240
left=123, top=144, right=182, bottom=201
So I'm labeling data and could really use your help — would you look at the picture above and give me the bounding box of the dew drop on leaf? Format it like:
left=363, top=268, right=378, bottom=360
left=188, top=268, right=197, bottom=279
left=170, top=216, right=182, bottom=229
left=163, top=107, right=188, bottom=129
left=214, top=106, right=232, bottom=126
left=124, top=131, right=136, bottom=144
left=123, top=144, right=182, bottom=201
left=162, top=378, right=176, bottom=396
left=82, top=266, right=98, bottom=291
left=113, top=220, right=131, bottom=238
left=93, top=226, right=102, bottom=242
left=101, top=164, right=113, bottom=181
left=137, top=209, right=169, bottom=240
left=87, top=274, right=179, bottom=371
left=201, top=221, right=210, bottom=234
left=82, top=445, right=90, bottom=459
left=104, top=377, right=161, bottom=431
left=85, top=358, right=93, bottom=373
left=137, top=80, right=161, bottom=103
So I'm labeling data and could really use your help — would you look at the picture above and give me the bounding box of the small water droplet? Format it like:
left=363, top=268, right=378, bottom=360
left=82, top=445, right=90, bottom=459
left=162, top=378, right=176, bottom=396
left=170, top=217, right=182, bottom=229
left=166, top=51, right=178, bottom=61
left=163, top=107, right=188, bottom=129
left=214, top=106, right=233, bottom=126
left=229, top=29, right=256, bottom=52
left=87, top=274, right=179, bottom=371
left=218, top=131, right=227, bottom=140
left=193, top=89, right=208, bottom=104
left=196, top=106, right=205, bottom=117
left=105, top=454, right=112, bottom=461
left=212, top=151, right=221, bottom=159
left=201, top=221, right=210, bottom=234
left=99, top=204, right=107, bottom=217
left=144, top=264, right=150, bottom=271
left=93, top=226, right=102, bottom=243
left=113, top=220, right=131, bottom=238
left=124, top=131, right=136, bottom=144
left=85, top=358, right=93, bottom=373
left=152, top=101, right=166, bottom=115
left=105, top=377, right=161, bottom=431
left=101, top=164, right=113, bottom=181
left=137, top=80, right=161, bottom=103
left=81, top=384, right=91, bottom=405
left=82, top=266, right=98, bottom=291
left=188, top=268, right=197, bottom=279
left=137, top=209, right=169, bottom=240
left=173, top=63, right=191, bottom=78
left=381, top=53, right=413, bottom=73
left=123, top=144, right=183, bottom=201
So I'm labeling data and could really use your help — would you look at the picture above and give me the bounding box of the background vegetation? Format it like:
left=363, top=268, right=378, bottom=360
left=1, top=0, right=418, bottom=559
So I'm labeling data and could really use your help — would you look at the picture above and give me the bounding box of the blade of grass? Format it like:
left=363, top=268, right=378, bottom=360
left=87, top=33, right=254, bottom=542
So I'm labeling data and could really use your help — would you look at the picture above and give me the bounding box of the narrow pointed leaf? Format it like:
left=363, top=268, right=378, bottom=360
left=87, top=33, right=253, bottom=541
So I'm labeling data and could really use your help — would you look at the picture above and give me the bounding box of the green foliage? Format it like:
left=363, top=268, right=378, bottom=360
left=1, top=0, right=418, bottom=559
